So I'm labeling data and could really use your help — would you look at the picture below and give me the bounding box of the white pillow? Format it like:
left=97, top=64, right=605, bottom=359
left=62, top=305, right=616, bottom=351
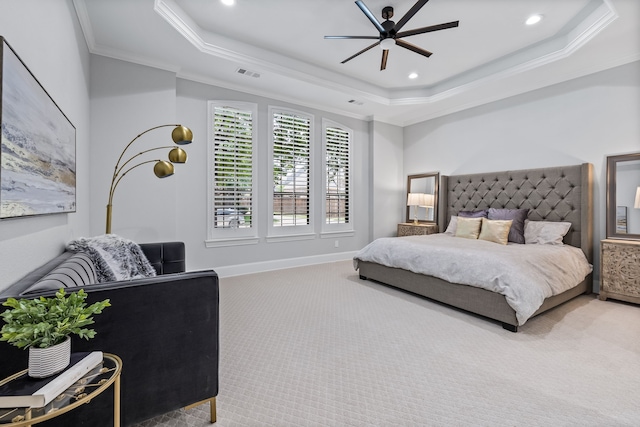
left=444, top=216, right=458, bottom=235
left=524, top=220, right=572, bottom=245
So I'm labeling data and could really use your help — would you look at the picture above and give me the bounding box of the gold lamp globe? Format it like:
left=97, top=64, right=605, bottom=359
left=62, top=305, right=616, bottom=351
left=172, top=125, right=193, bottom=145
left=168, top=147, right=188, bottom=163
left=153, top=160, right=175, bottom=178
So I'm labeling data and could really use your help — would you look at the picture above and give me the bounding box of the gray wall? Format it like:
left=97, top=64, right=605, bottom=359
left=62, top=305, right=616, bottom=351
left=403, top=60, right=640, bottom=290
left=88, top=57, right=372, bottom=274
left=0, top=0, right=91, bottom=291
left=89, top=56, right=179, bottom=242
left=370, top=121, right=404, bottom=240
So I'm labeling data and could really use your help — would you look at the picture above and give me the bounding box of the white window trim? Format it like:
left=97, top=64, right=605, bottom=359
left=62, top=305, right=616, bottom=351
left=267, top=106, right=315, bottom=238
left=322, top=118, right=353, bottom=233
left=206, top=101, right=258, bottom=246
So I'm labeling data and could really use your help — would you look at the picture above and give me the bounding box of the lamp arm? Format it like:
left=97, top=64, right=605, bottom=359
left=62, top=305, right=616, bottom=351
left=106, top=159, right=163, bottom=234
left=113, top=124, right=181, bottom=172
left=108, top=160, right=163, bottom=206
left=113, top=146, right=177, bottom=180
left=109, top=124, right=181, bottom=206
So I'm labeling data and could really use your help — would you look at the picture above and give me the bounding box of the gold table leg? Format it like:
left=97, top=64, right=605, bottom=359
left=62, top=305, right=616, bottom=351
left=210, top=397, right=216, bottom=424
left=184, top=396, right=217, bottom=423
left=113, top=374, right=121, bottom=427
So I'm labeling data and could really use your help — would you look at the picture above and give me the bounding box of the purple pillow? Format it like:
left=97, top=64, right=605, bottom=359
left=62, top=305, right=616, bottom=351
left=487, top=208, right=528, bottom=244
left=458, top=210, right=488, bottom=218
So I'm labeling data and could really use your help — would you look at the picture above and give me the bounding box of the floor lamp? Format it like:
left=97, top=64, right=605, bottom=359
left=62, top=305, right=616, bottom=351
left=106, top=124, right=193, bottom=234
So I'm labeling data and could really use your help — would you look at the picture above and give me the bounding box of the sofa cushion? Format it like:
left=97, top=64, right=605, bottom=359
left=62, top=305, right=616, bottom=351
left=23, top=253, right=97, bottom=294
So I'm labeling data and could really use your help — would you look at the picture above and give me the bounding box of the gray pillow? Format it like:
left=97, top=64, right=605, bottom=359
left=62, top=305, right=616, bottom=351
left=24, top=253, right=98, bottom=294
left=487, top=208, right=528, bottom=244
left=458, top=210, right=488, bottom=218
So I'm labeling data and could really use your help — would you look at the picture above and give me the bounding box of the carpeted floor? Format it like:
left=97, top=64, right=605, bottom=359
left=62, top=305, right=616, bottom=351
left=135, top=260, right=640, bottom=426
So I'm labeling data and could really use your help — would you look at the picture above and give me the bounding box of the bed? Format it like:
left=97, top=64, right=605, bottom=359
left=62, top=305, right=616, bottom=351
left=355, top=163, right=594, bottom=332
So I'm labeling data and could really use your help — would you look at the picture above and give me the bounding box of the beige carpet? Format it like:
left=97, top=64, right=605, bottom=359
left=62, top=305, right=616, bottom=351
left=136, top=260, right=640, bottom=426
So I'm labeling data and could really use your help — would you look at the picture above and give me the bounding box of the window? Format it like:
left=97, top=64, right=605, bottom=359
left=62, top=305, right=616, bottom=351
left=207, top=101, right=257, bottom=244
left=268, top=107, right=314, bottom=238
left=323, top=120, right=352, bottom=231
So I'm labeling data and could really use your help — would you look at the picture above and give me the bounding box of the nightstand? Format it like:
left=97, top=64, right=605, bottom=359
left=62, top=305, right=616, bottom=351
left=599, top=239, right=640, bottom=304
left=397, top=223, right=438, bottom=237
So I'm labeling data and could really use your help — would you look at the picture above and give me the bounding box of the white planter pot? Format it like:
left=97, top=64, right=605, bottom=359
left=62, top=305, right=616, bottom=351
left=28, top=336, right=71, bottom=378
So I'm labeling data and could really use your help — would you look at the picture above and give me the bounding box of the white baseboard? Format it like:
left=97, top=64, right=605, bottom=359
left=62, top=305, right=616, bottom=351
left=214, top=251, right=359, bottom=278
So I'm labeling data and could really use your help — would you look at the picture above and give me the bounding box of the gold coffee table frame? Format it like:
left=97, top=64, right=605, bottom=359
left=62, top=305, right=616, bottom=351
left=0, top=353, right=122, bottom=427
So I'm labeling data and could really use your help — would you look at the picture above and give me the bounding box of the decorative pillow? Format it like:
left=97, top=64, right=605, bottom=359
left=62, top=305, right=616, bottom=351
left=524, top=220, right=572, bottom=245
left=458, top=210, right=488, bottom=218
left=487, top=208, right=528, bottom=244
left=444, top=216, right=458, bottom=235
left=478, top=218, right=512, bottom=245
left=455, top=217, right=482, bottom=239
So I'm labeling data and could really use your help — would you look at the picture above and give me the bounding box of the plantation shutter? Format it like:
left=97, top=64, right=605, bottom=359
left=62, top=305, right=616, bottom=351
left=272, top=111, right=311, bottom=227
left=325, top=126, right=350, bottom=224
left=213, top=106, right=253, bottom=229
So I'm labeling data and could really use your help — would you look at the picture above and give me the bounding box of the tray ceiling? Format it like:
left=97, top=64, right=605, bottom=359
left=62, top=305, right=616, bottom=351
left=74, top=0, right=640, bottom=125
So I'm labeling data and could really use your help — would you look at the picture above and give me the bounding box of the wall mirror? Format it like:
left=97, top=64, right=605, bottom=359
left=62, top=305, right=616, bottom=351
left=406, top=172, right=439, bottom=224
left=606, top=152, right=640, bottom=239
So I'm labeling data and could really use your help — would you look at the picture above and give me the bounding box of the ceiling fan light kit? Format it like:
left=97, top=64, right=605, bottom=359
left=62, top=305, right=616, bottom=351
left=325, top=0, right=459, bottom=71
left=379, top=38, right=395, bottom=50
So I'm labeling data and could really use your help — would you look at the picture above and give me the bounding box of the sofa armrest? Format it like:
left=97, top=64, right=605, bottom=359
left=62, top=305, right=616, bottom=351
left=140, top=241, right=185, bottom=275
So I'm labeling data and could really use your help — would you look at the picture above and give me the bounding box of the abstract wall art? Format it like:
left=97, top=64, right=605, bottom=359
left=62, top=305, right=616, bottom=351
left=0, top=36, right=76, bottom=219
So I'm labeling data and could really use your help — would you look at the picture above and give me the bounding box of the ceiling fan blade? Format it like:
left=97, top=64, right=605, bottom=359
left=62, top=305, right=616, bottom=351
left=381, top=49, right=389, bottom=70
left=355, top=1, right=386, bottom=34
left=396, top=39, right=432, bottom=58
left=341, top=41, right=381, bottom=64
left=324, top=35, right=381, bottom=40
left=396, top=21, right=459, bottom=39
left=394, top=0, right=430, bottom=33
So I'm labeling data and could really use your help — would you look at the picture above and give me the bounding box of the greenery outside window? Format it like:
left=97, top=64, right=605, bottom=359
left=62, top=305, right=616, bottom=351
left=268, top=107, right=314, bottom=238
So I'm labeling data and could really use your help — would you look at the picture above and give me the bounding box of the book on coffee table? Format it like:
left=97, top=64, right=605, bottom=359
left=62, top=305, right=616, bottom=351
left=0, top=351, right=103, bottom=408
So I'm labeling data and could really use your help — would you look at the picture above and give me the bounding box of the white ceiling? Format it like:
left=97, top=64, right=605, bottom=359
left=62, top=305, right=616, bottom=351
left=74, top=0, right=640, bottom=126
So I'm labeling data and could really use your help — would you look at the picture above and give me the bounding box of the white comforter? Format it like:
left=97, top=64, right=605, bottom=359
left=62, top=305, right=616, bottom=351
left=353, top=234, right=592, bottom=325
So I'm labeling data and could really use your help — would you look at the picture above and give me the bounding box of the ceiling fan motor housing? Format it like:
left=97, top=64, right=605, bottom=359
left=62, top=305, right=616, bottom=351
left=382, top=6, right=394, bottom=20
left=381, top=19, right=395, bottom=37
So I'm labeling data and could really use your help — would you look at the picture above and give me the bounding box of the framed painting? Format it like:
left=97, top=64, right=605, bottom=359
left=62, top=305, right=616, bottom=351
left=0, top=36, right=76, bottom=219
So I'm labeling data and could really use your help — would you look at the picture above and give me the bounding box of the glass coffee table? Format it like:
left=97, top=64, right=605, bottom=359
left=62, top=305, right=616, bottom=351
left=0, top=353, right=122, bottom=427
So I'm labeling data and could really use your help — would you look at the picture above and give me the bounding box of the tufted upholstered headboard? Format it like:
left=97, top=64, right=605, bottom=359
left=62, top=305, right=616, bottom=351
left=437, top=163, right=593, bottom=262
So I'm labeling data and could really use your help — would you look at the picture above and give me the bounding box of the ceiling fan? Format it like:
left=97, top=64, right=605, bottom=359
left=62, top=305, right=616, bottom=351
left=324, top=0, right=459, bottom=71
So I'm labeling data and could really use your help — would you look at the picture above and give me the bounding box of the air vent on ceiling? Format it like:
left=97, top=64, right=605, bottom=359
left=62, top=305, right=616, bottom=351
left=236, top=68, right=260, bottom=78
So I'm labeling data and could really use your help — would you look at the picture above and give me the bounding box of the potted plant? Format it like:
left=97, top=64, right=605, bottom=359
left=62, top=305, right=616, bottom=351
left=0, top=289, right=110, bottom=378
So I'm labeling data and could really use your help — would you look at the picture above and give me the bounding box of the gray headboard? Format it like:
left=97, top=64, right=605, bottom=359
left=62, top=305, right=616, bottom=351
left=438, top=163, right=593, bottom=262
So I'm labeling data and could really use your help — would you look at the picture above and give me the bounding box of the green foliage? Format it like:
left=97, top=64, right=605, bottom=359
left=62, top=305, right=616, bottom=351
left=0, top=289, right=110, bottom=349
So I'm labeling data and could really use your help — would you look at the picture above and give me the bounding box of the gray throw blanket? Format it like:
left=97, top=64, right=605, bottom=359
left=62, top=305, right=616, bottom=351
left=67, top=234, right=156, bottom=283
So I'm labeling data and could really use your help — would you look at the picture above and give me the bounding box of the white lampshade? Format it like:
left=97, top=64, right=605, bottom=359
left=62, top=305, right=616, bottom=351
left=420, top=193, right=434, bottom=207
left=635, top=186, right=640, bottom=209
left=407, top=193, right=423, bottom=206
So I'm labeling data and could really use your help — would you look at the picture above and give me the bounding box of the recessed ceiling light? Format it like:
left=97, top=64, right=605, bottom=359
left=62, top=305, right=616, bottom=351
left=221, top=0, right=235, bottom=6
left=526, top=14, right=543, bottom=25
left=408, top=72, right=419, bottom=79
